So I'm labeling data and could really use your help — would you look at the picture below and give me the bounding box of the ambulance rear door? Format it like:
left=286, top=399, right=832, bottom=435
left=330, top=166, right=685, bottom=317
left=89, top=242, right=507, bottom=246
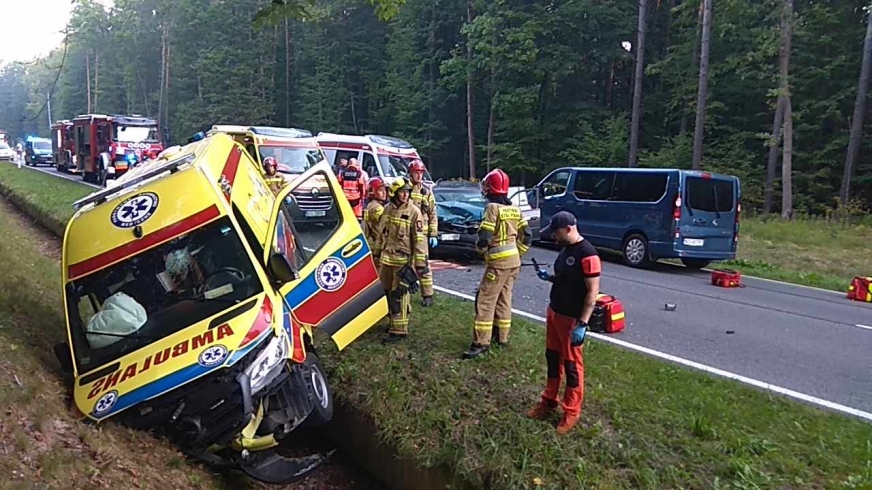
left=264, top=161, right=387, bottom=350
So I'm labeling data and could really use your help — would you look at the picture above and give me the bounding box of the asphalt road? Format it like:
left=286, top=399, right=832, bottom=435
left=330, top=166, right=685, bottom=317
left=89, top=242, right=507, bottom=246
left=433, top=246, right=872, bottom=414
left=4, top=156, right=101, bottom=189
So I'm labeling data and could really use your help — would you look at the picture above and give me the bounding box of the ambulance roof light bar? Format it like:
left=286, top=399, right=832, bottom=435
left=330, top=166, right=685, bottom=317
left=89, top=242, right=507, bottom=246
left=72, top=153, right=196, bottom=210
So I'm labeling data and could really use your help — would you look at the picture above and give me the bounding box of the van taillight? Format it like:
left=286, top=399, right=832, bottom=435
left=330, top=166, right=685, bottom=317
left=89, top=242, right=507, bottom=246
left=673, top=195, right=682, bottom=220
left=734, top=203, right=741, bottom=243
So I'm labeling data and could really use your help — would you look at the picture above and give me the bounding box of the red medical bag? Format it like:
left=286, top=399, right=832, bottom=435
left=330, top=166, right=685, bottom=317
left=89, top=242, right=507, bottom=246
left=589, top=294, right=625, bottom=334
left=712, top=269, right=742, bottom=288
left=847, top=276, right=872, bottom=303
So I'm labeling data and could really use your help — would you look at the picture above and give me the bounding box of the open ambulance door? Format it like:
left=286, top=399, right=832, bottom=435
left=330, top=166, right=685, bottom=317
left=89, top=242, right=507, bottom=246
left=264, top=162, right=387, bottom=350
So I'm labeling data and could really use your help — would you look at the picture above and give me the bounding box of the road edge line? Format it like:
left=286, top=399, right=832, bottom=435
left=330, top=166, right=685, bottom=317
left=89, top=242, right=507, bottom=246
left=433, top=284, right=872, bottom=423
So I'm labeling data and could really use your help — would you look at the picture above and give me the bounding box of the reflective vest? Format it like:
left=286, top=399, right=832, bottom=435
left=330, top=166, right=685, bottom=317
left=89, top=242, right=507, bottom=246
left=339, top=167, right=364, bottom=202
left=410, top=181, right=438, bottom=237
left=476, top=202, right=532, bottom=268
left=380, top=200, right=428, bottom=268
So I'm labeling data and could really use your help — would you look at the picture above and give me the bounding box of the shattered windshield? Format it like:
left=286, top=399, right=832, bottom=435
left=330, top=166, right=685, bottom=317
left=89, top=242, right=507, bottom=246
left=114, top=125, right=160, bottom=143
left=259, top=146, right=324, bottom=174
left=65, top=217, right=263, bottom=373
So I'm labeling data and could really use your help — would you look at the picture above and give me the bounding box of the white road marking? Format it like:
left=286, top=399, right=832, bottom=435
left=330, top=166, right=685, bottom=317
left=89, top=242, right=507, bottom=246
left=434, top=284, right=872, bottom=423
left=856, top=324, right=872, bottom=331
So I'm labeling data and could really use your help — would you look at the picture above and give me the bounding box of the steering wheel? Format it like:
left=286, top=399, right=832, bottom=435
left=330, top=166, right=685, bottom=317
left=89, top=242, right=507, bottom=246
left=204, top=267, right=246, bottom=291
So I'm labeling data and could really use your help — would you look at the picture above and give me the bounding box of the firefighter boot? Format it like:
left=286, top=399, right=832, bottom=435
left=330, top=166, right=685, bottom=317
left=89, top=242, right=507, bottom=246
left=382, top=333, right=407, bottom=344
left=421, top=296, right=434, bottom=307
left=526, top=399, right=558, bottom=420
left=462, top=343, right=489, bottom=359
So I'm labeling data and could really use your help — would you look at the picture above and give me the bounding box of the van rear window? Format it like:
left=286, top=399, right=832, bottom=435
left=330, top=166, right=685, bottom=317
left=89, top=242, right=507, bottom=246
left=686, top=177, right=734, bottom=212
left=611, top=173, right=668, bottom=202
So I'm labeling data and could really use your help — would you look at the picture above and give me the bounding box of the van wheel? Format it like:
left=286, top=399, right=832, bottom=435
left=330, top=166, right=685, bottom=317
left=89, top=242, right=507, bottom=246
left=303, top=352, right=333, bottom=427
left=622, top=234, right=651, bottom=268
left=681, top=258, right=711, bottom=270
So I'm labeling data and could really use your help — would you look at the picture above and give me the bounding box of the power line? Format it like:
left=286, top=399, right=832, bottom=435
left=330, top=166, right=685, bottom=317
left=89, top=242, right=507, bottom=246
left=21, top=34, right=69, bottom=124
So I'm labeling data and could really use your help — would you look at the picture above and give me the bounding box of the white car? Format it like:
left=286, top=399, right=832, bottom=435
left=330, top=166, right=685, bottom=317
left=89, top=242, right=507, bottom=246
left=0, top=142, right=14, bottom=161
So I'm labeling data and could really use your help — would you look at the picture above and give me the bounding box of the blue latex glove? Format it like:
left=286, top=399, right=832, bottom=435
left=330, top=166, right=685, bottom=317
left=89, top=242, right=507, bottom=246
left=429, top=237, right=438, bottom=249
left=537, top=269, right=551, bottom=281
left=570, top=323, right=587, bottom=347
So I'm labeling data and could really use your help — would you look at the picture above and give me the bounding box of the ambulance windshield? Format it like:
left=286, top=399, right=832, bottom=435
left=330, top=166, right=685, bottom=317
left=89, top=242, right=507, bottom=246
left=378, top=155, right=432, bottom=181
left=65, top=217, right=263, bottom=372
left=259, top=146, right=324, bottom=174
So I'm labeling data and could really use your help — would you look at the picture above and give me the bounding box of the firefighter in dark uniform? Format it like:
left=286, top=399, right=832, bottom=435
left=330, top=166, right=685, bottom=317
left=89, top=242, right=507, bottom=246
left=408, top=159, right=437, bottom=306
left=462, top=169, right=532, bottom=359
left=379, top=177, right=429, bottom=343
left=363, top=177, right=387, bottom=264
left=527, top=211, right=601, bottom=435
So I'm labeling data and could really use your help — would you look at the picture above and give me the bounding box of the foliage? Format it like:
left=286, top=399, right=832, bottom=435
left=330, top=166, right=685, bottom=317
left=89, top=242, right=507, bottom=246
left=0, top=0, right=870, bottom=214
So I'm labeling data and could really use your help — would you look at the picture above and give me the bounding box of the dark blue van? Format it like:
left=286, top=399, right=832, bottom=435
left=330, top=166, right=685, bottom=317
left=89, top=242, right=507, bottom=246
left=536, top=168, right=740, bottom=268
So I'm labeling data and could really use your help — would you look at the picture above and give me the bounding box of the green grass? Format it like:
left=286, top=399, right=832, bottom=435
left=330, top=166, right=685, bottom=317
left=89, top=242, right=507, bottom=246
left=324, top=298, right=872, bottom=490
left=0, top=200, right=230, bottom=490
left=0, top=164, right=91, bottom=235
left=713, top=216, right=872, bottom=292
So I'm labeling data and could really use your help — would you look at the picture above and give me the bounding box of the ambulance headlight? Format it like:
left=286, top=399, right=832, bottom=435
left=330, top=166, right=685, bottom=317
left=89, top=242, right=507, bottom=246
left=245, top=330, right=289, bottom=395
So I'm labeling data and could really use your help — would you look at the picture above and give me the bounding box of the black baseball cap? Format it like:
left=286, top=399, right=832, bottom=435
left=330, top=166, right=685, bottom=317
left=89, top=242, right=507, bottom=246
left=541, top=211, right=577, bottom=239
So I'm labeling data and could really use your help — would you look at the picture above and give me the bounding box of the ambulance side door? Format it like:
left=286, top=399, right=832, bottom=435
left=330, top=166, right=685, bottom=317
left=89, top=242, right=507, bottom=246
left=264, top=162, right=388, bottom=350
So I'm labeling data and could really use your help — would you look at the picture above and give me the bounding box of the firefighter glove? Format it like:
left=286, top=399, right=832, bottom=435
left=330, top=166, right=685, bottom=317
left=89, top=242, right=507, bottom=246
left=398, top=265, right=420, bottom=295
left=537, top=270, right=551, bottom=281
left=429, top=237, right=438, bottom=249
left=570, top=323, right=587, bottom=347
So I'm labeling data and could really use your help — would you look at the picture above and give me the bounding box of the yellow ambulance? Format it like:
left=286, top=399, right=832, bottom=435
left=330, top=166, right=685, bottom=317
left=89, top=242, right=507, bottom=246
left=54, top=133, right=387, bottom=483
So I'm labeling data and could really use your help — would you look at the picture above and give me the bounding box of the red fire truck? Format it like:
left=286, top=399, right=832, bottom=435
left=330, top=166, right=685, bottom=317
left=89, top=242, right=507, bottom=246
left=51, top=120, right=75, bottom=172
left=71, top=114, right=163, bottom=186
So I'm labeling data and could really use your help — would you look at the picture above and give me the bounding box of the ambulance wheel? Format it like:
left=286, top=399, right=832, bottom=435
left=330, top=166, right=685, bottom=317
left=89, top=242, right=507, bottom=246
left=622, top=234, right=651, bottom=268
left=681, top=258, right=711, bottom=270
left=303, top=352, right=333, bottom=427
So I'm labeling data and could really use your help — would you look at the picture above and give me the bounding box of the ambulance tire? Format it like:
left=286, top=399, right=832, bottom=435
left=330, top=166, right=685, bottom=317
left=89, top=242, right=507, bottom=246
left=681, top=258, right=711, bottom=270
left=622, top=233, right=652, bottom=268
left=303, top=352, right=334, bottom=427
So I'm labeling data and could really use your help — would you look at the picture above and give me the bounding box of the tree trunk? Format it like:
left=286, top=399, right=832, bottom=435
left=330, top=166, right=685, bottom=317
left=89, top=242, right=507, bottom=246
left=165, top=39, right=171, bottom=131
left=466, top=0, right=477, bottom=179
left=427, top=0, right=437, bottom=146
left=487, top=66, right=496, bottom=172
left=763, top=95, right=784, bottom=214
left=840, top=6, right=872, bottom=207
left=350, top=91, right=359, bottom=133
left=781, top=94, right=793, bottom=219
left=780, top=0, right=793, bottom=219
left=628, top=0, right=648, bottom=168
left=158, top=25, right=166, bottom=130
left=605, top=61, right=615, bottom=108
left=94, top=50, right=99, bottom=112
left=680, top=2, right=703, bottom=136
left=285, top=18, right=291, bottom=126
left=691, top=0, right=712, bottom=170
left=86, top=51, right=91, bottom=113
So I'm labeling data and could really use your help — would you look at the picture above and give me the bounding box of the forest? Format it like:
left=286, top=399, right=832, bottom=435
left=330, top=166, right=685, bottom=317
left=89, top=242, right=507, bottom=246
left=0, top=0, right=870, bottom=216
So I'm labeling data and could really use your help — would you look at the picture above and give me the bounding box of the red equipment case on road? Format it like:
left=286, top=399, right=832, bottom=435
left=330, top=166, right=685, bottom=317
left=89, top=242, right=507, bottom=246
left=589, top=294, right=626, bottom=334
left=712, top=269, right=742, bottom=288
left=847, top=276, right=872, bottom=302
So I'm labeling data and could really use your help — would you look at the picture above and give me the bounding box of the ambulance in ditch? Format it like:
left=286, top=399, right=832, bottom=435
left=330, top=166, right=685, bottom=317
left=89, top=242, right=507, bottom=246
left=54, top=133, right=387, bottom=483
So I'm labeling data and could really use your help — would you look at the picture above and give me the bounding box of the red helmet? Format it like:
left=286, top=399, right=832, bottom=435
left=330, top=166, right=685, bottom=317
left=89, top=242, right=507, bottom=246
left=481, top=169, right=510, bottom=195
left=409, top=159, right=426, bottom=172
left=368, top=177, right=385, bottom=195
left=263, top=156, right=278, bottom=172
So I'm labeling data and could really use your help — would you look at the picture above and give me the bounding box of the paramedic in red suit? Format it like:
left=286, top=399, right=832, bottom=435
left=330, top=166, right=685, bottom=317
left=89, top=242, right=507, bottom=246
left=527, top=211, right=601, bottom=435
left=338, top=157, right=367, bottom=219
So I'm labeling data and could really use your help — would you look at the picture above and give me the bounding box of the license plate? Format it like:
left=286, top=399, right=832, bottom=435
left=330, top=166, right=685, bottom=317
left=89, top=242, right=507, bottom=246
left=683, top=238, right=705, bottom=247
left=305, top=210, right=326, bottom=217
left=441, top=233, right=460, bottom=241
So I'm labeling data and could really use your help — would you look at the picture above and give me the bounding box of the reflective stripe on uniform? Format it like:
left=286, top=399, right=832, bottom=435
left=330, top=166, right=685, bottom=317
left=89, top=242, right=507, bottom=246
left=487, top=243, right=519, bottom=261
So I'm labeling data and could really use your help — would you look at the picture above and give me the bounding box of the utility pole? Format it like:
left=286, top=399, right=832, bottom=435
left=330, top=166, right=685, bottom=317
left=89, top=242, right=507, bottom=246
left=46, top=93, right=52, bottom=128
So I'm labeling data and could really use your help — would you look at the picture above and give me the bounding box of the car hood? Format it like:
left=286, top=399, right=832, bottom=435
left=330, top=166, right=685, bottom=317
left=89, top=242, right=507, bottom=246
left=437, top=201, right=484, bottom=232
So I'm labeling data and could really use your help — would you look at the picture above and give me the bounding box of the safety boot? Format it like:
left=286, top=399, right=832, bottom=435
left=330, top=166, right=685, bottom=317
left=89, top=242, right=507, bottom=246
left=462, top=343, right=489, bottom=359
left=526, top=400, right=558, bottom=420
left=382, top=333, right=407, bottom=344
left=421, top=296, right=434, bottom=307
left=555, top=413, right=580, bottom=435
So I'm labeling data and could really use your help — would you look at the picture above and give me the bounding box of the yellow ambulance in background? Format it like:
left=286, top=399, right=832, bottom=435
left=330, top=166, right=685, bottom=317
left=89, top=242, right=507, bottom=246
left=54, top=133, right=387, bottom=483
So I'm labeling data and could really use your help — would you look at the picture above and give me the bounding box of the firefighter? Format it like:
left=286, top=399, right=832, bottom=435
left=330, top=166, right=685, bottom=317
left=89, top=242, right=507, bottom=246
left=408, top=159, right=438, bottom=306
left=363, top=177, right=387, bottom=264
left=379, top=177, right=429, bottom=344
left=338, top=157, right=366, bottom=219
left=263, top=156, right=285, bottom=195
left=462, top=169, right=532, bottom=359
left=527, top=211, right=600, bottom=435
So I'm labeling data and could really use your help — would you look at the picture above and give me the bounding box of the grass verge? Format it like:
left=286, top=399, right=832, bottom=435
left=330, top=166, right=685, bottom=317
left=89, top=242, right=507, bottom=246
left=712, top=216, right=872, bottom=292
left=0, top=165, right=91, bottom=235
left=0, top=199, right=232, bottom=489
left=324, top=299, right=872, bottom=489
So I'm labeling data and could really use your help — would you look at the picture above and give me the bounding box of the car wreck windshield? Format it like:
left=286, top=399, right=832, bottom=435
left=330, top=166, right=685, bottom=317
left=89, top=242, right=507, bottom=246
left=65, top=217, right=263, bottom=373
